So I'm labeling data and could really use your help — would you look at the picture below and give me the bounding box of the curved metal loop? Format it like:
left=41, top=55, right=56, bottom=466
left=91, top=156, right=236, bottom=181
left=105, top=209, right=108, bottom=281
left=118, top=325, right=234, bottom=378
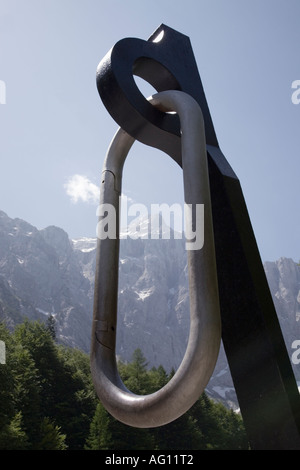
left=96, top=24, right=219, bottom=164
left=91, top=90, right=221, bottom=428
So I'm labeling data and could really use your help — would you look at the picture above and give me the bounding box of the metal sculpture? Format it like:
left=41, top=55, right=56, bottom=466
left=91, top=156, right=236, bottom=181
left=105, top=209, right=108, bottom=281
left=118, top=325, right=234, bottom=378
left=91, top=91, right=221, bottom=428
left=92, top=24, right=300, bottom=449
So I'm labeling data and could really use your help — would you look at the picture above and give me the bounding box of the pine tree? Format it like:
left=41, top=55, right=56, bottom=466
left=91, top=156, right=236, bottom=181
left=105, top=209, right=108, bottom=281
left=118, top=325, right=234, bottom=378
left=152, top=409, right=203, bottom=450
left=0, top=412, right=28, bottom=450
left=0, top=323, right=29, bottom=449
left=46, top=314, right=56, bottom=340
left=85, top=402, right=112, bottom=450
left=13, top=320, right=95, bottom=449
left=123, top=348, right=151, bottom=394
left=188, top=393, right=248, bottom=449
left=85, top=401, right=154, bottom=450
left=11, top=345, right=41, bottom=446
left=0, top=323, right=16, bottom=428
left=148, top=365, right=169, bottom=392
left=35, top=417, right=67, bottom=450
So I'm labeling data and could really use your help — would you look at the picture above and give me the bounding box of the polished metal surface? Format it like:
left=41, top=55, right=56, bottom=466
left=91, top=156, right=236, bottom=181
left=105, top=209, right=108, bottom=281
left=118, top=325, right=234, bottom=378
left=91, top=90, right=221, bottom=428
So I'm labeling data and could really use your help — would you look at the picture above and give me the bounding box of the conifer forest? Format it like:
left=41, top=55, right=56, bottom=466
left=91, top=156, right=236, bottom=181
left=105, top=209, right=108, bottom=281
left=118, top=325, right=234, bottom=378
left=0, top=320, right=248, bottom=450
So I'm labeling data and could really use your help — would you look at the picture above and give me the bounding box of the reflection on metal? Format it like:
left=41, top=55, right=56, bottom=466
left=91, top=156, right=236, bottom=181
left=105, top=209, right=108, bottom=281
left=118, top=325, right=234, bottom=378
left=91, top=91, right=221, bottom=428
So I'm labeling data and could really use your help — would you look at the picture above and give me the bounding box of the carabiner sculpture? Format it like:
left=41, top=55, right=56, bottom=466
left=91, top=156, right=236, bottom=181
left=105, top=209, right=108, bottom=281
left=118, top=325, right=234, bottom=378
left=90, top=25, right=300, bottom=447
left=91, top=90, right=221, bottom=428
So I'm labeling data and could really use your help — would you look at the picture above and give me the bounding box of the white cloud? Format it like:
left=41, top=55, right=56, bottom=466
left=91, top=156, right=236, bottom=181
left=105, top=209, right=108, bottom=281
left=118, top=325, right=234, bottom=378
left=64, top=174, right=99, bottom=204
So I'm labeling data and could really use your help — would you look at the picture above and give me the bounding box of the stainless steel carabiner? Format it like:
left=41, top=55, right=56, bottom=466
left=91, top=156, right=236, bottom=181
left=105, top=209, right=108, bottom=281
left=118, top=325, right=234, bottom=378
left=91, top=90, right=221, bottom=428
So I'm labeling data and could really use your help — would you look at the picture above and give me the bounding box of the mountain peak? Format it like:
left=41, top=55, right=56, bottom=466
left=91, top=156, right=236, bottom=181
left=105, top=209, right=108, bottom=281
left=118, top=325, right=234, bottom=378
left=41, top=225, right=72, bottom=257
left=120, top=212, right=183, bottom=240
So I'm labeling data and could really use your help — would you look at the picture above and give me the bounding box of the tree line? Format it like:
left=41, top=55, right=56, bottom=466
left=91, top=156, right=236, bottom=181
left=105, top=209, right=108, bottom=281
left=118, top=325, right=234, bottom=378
left=0, top=319, right=249, bottom=450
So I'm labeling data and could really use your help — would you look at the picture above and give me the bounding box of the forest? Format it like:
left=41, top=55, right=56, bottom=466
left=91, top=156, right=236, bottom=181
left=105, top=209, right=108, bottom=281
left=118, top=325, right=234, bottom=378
left=0, top=319, right=249, bottom=450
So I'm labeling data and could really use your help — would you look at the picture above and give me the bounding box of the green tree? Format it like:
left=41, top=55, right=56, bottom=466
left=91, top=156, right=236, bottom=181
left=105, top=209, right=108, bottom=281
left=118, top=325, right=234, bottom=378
left=0, top=412, right=28, bottom=450
left=148, top=365, right=169, bottom=392
left=85, top=349, right=157, bottom=450
left=46, top=314, right=56, bottom=340
left=189, top=393, right=248, bottom=449
left=13, top=320, right=95, bottom=449
left=209, top=402, right=248, bottom=449
left=123, top=348, right=151, bottom=394
left=188, top=392, right=217, bottom=449
left=85, top=402, right=112, bottom=450
left=56, top=346, right=96, bottom=449
left=0, top=323, right=16, bottom=428
left=11, top=345, right=41, bottom=446
left=14, top=320, right=62, bottom=422
left=0, top=323, right=30, bottom=449
left=152, top=409, right=203, bottom=450
left=34, top=417, right=67, bottom=450
left=85, top=401, right=154, bottom=450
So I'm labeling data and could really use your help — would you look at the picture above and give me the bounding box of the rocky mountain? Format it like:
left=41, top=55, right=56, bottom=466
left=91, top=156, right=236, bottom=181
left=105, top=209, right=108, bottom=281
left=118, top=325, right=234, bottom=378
left=0, top=210, right=93, bottom=351
left=0, top=209, right=299, bottom=409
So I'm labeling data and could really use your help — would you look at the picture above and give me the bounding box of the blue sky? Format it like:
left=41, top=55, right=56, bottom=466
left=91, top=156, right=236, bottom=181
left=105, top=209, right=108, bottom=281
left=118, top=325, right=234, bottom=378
left=0, top=0, right=299, bottom=262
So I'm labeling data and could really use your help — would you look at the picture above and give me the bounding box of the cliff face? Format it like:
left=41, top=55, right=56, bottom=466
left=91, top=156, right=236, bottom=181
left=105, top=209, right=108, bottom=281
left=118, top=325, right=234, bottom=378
left=117, top=236, right=190, bottom=371
left=0, top=210, right=93, bottom=351
left=1, top=209, right=299, bottom=408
